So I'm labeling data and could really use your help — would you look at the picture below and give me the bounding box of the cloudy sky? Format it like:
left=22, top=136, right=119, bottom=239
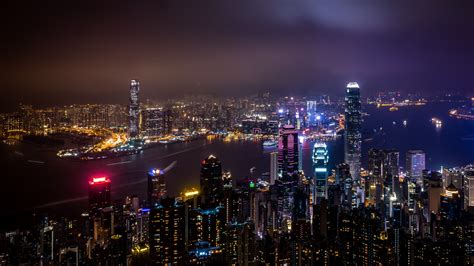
left=1, top=0, right=473, bottom=111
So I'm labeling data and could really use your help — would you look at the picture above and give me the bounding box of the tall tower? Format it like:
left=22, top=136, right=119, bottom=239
left=149, top=197, right=185, bottom=264
left=129, top=79, right=140, bottom=138
left=270, top=151, right=278, bottom=185
left=405, top=150, right=425, bottom=182
left=313, top=143, right=329, bottom=204
left=88, top=176, right=111, bottom=211
left=277, top=125, right=300, bottom=178
left=200, top=155, right=223, bottom=207
left=464, top=165, right=474, bottom=210
left=147, top=168, right=167, bottom=207
left=344, top=82, right=362, bottom=181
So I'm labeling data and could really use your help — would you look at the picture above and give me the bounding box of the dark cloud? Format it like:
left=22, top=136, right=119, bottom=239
left=1, top=0, right=473, bottom=111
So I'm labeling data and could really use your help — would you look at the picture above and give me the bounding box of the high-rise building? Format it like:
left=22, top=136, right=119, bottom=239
left=406, top=150, right=425, bottom=181
left=142, top=107, right=163, bottom=137
left=200, top=155, right=223, bottom=207
left=313, top=143, right=329, bottom=204
left=225, top=221, right=256, bottom=265
left=149, top=197, right=185, bottom=264
left=440, top=183, right=461, bottom=221
left=384, top=150, right=400, bottom=179
left=464, top=165, right=474, bottom=210
left=442, top=167, right=463, bottom=191
left=426, top=171, right=443, bottom=218
left=147, top=168, right=166, bottom=207
left=384, top=150, right=400, bottom=198
left=40, top=225, right=54, bottom=263
left=270, top=151, right=278, bottom=185
left=344, top=82, right=362, bottom=181
left=162, top=109, right=173, bottom=135
left=222, top=171, right=233, bottom=224
left=129, top=79, right=140, bottom=138
left=278, top=125, right=300, bottom=178
left=336, top=163, right=353, bottom=208
left=88, top=176, right=111, bottom=211
left=368, top=149, right=385, bottom=181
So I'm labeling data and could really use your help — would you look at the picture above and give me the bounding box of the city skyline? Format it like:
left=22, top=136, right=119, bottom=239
left=1, top=1, right=474, bottom=112
left=1, top=1, right=474, bottom=265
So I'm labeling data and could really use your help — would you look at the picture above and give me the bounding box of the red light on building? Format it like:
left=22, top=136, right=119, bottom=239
left=89, top=176, right=111, bottom=185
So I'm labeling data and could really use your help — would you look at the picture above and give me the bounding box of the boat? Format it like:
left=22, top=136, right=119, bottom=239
left=389, top=106, right=399, bottom=111
left=431, top=118, right=442, bottom=128
left=262, top=140, right=277, bottom=147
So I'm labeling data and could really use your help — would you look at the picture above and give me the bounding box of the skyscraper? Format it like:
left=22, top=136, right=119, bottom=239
left=277, top=125, right=300, bottom=178
left=336, top=163, right=353, bottom=208
left=313, top=143, right=329, bottom=204
left=200, top=155, right=223, bottom=207
left=464, top=165, right=474, bottom=210
left=344, top=82, right=362, bottom=181
left=129, top=79, right=140, bottom=138
left=149, top=197, right=185, bottom=264
left=88, top=176, right=111, bottom=211
left=142, top=107, right=163, bottom=137
left=406, top=150, right=425, bottom=181
left=384, top=150, right=400, bottom=179
left=147, top=168, right=167, bottom=207
left=270, top=151, right=278, bottom=185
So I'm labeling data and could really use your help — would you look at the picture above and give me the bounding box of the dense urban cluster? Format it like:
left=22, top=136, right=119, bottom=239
left=1, top=81, right=473, bottom=265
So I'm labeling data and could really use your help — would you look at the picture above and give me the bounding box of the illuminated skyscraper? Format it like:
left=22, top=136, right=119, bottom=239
left=225, top=221, right=256, bottom=265
left=336, top=163, right=354, bottom=208
left=200, top=155, right=223, bottom=207
left=313, top=143, right=329, bottom=204
left=464, top=165, right=474, bottom=210
left=88, top=176, right=111, bottom=211
left=368, top=149, right=385, bottom=181
left=142, top=107, right=163, bottom=137
left=406, top=150, right=425, bottom=181
left=277, top=125, right=300, bottom=178
left=129, top=79, right=140, bottom=138
left=40, top=225, right=54, bottom=264
left=270, top=151, right=278, bottom=185
left=344, top=82, right=362, bottom=181
left=149, top=197, right=185, bottom=264
left=147, top=168, right=167, bottom=207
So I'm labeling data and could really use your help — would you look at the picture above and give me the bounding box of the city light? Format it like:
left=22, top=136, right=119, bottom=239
left=184, top=190, right=199, bottom=197
left=89, top=176, right=111, bottom=185
left=1, top=3, right=471, bottom=263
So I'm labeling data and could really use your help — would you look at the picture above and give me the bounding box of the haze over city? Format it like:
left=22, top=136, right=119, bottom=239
left=1, top=0, right=473, bottom=111
left=1, top=1, right=473, bottom=265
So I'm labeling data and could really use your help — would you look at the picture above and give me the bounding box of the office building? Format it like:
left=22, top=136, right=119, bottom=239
left=270, top=151, right=278, bottom=185
left=200, top=155, right=223, bottom=207
left=406, top=150, right=425, bottom=181
left=344, top=82, right=362, bottom=181
left=313, top=142, right=329, bottom=204
left=149, top=197, right=185, bottom=264
left=278, top=125, right=300, bottom=178
left=88, top=176, right=111, bottom=211
left=464, top=165, right=474, bottom=210
left=129, top=79, right=140, bottom=138
left=147, top=168, right=167, bottom=207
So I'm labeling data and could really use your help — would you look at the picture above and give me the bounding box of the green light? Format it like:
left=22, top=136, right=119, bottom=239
left=249, top=181, right=255, bottom=188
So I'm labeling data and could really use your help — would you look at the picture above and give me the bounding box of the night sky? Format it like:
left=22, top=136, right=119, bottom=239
left=1, top=0, right=473, bottom=111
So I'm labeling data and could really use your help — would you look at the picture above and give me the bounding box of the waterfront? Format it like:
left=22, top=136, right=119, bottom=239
left=1, top=102, right=473, bottom=230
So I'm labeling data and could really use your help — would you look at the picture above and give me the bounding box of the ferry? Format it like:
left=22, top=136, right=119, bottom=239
left=262, top=140, right=277, bottom=148
left=431, top=118, right=442, bottom=128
